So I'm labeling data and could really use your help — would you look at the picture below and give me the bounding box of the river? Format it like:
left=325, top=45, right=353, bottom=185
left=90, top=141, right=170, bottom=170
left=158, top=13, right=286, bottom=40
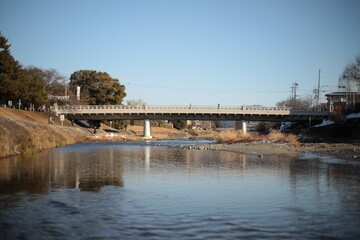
left=0, top=139, right=360, bottom=239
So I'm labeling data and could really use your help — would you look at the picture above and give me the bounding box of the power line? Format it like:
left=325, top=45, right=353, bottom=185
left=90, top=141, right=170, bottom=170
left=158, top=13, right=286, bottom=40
left=124, top=82, right=295, bottom=94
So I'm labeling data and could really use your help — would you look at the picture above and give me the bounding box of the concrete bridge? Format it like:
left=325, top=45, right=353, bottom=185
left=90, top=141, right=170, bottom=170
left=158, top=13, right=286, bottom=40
left=51, top=104, right=328, bottom=139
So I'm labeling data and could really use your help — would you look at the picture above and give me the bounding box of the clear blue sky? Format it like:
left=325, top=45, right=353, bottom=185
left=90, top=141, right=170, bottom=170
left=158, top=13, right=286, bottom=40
left=1, top=0, right=360, bottom=106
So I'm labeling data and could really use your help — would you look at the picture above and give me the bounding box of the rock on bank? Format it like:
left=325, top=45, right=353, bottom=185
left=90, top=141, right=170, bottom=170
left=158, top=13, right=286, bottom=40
left=0, top=116, right=91, bottom=158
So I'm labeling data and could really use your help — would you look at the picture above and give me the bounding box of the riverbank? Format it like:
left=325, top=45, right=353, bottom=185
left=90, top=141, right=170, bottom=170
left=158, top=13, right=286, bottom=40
left=0, top=108, right=95, bottom=157
left=0, top=108, right=191, bottom=157
left=1, top=108, right=359, bottom=161
left=0, top=116, right=91, bottom=158
left=182, top=141, right=360, bottom=161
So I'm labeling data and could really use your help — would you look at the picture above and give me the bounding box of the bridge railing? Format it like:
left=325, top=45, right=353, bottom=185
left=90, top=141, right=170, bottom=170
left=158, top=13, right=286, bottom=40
left=54, top=104, right=297, bottom=111
left=51, top=105, right=328, bottom=117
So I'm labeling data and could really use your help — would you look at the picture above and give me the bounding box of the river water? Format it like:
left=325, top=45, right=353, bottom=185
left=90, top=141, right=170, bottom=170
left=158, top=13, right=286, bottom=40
left=0, top=139, right=360, bottom=239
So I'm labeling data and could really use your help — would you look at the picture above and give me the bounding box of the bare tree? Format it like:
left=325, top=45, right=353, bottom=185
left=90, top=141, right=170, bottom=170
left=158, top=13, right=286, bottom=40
left=276, top=97, right=313, bottom=110
left=24, top=66, right=68, bottom=95
left=126, top=99, right=146, bottom=106
left=339, top=55, right=360, bottom=92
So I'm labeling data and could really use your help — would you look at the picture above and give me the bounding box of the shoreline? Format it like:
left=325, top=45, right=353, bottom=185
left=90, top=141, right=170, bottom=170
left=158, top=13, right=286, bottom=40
left=2, top=118, right=359, bottom=161
left=1, top=108, right=359, bottom=161
left=181, top=141, right=360, bottom=161
left=2, top=125, right=359, bottom=161
left=0, top=116, right=92, bottom=158
left=84, top=132, right=360, bottom=162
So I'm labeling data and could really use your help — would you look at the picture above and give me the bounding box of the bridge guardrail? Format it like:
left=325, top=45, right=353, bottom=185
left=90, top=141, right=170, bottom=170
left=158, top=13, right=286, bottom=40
left=54, top=105, right=299, bottom=111
left=51, top=105, right=328, bottom=117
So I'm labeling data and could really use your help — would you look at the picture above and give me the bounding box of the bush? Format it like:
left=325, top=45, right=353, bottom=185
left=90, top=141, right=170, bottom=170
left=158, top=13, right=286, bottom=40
left=172, top=120, right=187, bottom=130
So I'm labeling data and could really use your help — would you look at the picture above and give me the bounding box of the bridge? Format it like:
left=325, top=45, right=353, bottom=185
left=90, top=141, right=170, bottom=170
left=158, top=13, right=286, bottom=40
left=51, top=104, right=328, bottom=139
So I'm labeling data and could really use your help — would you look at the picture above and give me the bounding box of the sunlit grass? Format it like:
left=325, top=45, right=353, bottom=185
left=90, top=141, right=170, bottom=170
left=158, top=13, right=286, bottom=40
left=0, top=118, right=91, bottom=157
left=268, top=130, right=301, bottom=146
left=211, top=129, right=300, bottom=146
left=216, top=130, right=261, bottom=143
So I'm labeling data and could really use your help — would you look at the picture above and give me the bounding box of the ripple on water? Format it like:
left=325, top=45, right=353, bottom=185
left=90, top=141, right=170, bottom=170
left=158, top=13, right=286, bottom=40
left=1, top=140, right=360, bottom=239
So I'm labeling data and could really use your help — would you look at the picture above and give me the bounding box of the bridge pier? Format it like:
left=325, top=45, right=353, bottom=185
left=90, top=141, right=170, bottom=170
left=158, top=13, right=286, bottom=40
left=235, top=120, right=247, bottom=135
left=143, top=119, right=152, bottom=139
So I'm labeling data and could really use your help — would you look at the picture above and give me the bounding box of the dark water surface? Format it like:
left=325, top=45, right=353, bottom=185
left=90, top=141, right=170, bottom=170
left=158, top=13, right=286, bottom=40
left=0, top=140, right=360, bottom=239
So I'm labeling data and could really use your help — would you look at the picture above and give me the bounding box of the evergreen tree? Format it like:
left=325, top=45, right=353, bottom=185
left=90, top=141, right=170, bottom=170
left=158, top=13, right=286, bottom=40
left=0, top=33, right=24, bottom=104
left=0, top=33, right=48, bottom=108
left=70, top=70, right=126, bottom=105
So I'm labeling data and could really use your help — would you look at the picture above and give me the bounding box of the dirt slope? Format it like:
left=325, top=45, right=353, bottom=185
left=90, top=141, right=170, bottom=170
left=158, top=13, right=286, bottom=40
left=0, top=108, right=73, bottom=126
left=0, top=108, right=91, bottom=158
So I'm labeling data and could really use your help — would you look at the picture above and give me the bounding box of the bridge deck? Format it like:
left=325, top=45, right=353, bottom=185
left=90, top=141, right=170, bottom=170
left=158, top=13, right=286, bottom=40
left=51, top=105, right=328, bottom=122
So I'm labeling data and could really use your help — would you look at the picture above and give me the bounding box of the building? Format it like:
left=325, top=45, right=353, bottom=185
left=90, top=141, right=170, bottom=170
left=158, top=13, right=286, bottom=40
left=326, top=92, right=360, bottom=112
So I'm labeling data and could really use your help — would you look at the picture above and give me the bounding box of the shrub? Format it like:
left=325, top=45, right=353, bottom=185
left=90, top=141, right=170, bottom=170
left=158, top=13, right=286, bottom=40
left=268, top=130, right=300, bottom=146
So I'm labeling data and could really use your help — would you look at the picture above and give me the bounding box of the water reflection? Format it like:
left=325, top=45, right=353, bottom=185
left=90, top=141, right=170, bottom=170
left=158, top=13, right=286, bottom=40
left=288, top=157, right=360, bottom=215
left=1, top=143, right=360, bottom=197
left=144, top=146, right=150, bottom=171
left=0, top=142, right=360, bottom=239
left=0, top=146, right=124, bottom=193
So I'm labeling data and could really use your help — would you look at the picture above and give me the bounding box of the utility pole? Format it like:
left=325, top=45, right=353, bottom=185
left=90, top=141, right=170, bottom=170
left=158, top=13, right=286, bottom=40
left=353, top=80, right=356, bottom=110
left=317, top=69, right=321, bottom=107
left=290, top=82, right=298, bottom=106
left=294, top=82, right=298, bottom=100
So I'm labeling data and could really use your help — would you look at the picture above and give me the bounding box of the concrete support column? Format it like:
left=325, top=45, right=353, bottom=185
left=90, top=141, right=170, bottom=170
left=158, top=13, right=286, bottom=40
left=242, top=121, right=247, bottom=135
left=235, top=120, right=247, bottom=135
left=143, top=119, right=152, bottom=139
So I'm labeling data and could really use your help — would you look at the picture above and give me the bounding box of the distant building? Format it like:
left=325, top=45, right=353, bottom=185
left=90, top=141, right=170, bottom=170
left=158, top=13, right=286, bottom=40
left=326, top=92, right=360, bottom=112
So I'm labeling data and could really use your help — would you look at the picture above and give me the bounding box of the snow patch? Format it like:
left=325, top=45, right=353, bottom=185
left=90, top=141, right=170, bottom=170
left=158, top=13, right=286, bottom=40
left=280, top=122, right=294, bottom=131
left=345, top=112, right=360, bottom=120
left=313, top=119, right=335, bottom=127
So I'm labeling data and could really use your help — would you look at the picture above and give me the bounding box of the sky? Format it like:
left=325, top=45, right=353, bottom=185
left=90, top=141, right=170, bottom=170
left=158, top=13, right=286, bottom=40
left=1, top=0, right=360, bottom=106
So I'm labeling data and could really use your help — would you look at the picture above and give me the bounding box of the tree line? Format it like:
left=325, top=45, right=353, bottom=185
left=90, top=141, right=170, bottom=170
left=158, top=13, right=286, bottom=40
left=0, top=33, right=179, bottom=130
left=0, top=33, right=127, bottom=110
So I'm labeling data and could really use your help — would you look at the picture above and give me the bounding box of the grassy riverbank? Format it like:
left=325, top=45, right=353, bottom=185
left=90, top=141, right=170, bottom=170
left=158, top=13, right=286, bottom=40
left=0, top=116, right=91, bottom=158
left=0, top=108, right=92, bottom=158
left=1, top=108, right=359, bottom=161
left=0, top=108, right=190, bottom=157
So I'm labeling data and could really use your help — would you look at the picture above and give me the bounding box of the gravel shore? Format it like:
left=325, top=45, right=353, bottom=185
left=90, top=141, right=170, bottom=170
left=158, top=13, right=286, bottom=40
left=182, top=141, right=360, bottom=161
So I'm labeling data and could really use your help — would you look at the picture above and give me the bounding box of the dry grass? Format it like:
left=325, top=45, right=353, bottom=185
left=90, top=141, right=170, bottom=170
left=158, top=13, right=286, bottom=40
left=127, top=125, right=190, bottom=140
left=268, top=130, right=301, bottom=146
left=153, top=132, right=189, bottom=140
left=198, top=129, right=301, bottom=146
left=216, top=130, right=263, bottom=144
left=189, top=130, right=219, bottom=140
left=0, top=116, right=91, bottom=158
left=0, top=107, right=73, bottom=126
